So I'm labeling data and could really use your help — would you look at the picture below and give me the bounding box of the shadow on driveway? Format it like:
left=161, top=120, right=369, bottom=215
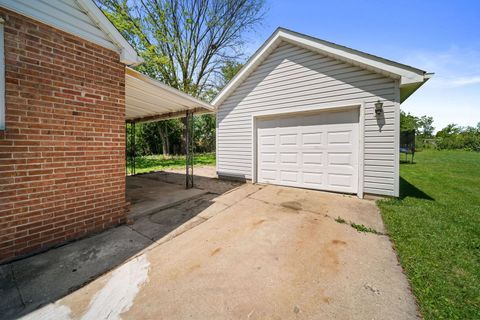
left=0, top=169, right=241, bottom=320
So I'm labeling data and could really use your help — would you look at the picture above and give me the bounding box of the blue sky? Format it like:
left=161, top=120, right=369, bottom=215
left=242, top=0, right=480, bottom=132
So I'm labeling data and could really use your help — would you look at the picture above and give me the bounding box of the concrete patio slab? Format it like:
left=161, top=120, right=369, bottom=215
left=0, top=264, right=23, bottom=320
left=19, top=183, right=418, bottom=320
left=1, top=226, right=152, bottom=320
left=1, top=170, right=247, bottom=320
left=141, top=167, right=243, bottom=195
left=129, top=193, right=219, bottom=242
left=127, top=175, right=207, bottom=219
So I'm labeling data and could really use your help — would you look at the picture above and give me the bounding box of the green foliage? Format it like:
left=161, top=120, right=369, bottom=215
left=126, top=121, right=183, bottom=156
left=220, top=61, right=244, bottom=87
left=133, top=153, right=216, bottom=174
left=193, top=114, right=216, bottom=153
left=349, top=223, right=381, bottom=234
left=435, top=123, right=480, bottom=151
left=126, top=115, right=218, bottom=156
left=400, top=110, right=437, bottom=150
left=418, top=115, right=435, bottom=137
left=400, top=110, right=435, bottom=138
left=400, top=110, right=420, bottom=132
left=400, top=112, right=480, bottom=152
left=378, top=150, right=480, bottom=319
left=96, top=0, right=265, bottom=95
left=97, top=0, right=264, bottom=157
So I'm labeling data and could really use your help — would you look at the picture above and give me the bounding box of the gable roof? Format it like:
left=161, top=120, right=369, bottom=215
left=0, top=0, right=141, bottom=65
left=213, top=28, right=432, bottom=106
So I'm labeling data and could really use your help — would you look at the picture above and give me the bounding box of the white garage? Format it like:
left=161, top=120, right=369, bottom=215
left=256, top=108, right=359, bottom=193
left=213, top=28, right=431, bottom=197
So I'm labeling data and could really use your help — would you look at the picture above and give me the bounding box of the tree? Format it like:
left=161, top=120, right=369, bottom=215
left=96, top=0, right=265, bottom=97
left=193, top=114, right=216, bottom=152
left=96, top=0, right=264, bottom=156
left=400, top=111, right=435, bottom=138
left=192, top=61, right=244, bottom=153
left=417, top=115, right=434, bottom=138
left=435, top=124, right=480, bottom=151
left=155, top=120, right=184, bottom=156
left=219, top=61, right=244, bottom=87
left=436, top=124, right=462, bottom=138
left=400, top=110, right=419, bottom=132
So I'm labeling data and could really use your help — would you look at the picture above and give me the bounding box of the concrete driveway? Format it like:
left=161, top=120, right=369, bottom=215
left=20, top=183, right=419, bottom=320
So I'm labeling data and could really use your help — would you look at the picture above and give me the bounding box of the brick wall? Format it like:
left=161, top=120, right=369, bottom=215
left=0, top=9, right=128, bottom=263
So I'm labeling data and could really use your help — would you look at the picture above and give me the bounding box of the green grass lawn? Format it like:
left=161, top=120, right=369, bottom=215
left=128, top=153, right=216, bottom=174
left=378, top=150, right=480, bottom=319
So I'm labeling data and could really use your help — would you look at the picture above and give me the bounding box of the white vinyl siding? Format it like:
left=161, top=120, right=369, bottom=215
left=217, top=41, right=399, bottom=196
left=0, top=0, right=117, bottom=51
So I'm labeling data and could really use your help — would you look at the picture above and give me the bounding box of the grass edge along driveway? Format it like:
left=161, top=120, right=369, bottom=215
left=377, top=150, right=480, bottom=319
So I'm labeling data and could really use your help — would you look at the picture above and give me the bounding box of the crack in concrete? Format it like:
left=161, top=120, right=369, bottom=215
left=125, top=225, right=156, bottom=243
left=154, top=217, right=208, bottom=245
left=10, top=264, right=26, bottom=309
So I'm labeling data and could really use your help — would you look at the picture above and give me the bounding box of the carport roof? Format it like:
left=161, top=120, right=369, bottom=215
left=125, top=67, right=214, bottom=123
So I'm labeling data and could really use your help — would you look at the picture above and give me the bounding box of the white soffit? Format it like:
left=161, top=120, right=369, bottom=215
left=125, top=67, right=214, bottom=122
left=213, top=27, right=432, bottom=107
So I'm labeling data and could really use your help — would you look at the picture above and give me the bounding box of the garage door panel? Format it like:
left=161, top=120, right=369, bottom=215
left=327, top=130, right=353, bottom=145
left=260, top=134, right=276, bottom=146
left=280, top=170, right=298, bottom=182
left=259, top=168, right=277, bottom=181
left=327, top=173, right=354, bottom=188
left=327, top=152, right=353, bottom=166
left=260, top=152, right=276, bottom=163
left=301, top=132, right=323, bottom=146
left=257, top=109, right=359, bottom=193
left=303, top=172, right=323, bottom=185
left=279, top=134, right=298, bottom=145
left=280, top=152, right=298, bottom=164
left=302, top=152, right=323, bottom=165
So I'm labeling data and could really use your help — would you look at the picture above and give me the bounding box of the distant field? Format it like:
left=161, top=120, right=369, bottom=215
left=378, top=150, right=480, bottom=319
left=127, top=153, right=215, bottom=174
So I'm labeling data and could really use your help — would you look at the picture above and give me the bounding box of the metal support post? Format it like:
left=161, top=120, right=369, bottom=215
left=185, top=111, right=194, bottom=189
left=127, top=122, right=136, bottom=175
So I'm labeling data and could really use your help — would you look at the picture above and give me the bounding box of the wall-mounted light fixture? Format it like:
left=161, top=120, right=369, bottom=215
left=374, top=100, right=383, bottom=116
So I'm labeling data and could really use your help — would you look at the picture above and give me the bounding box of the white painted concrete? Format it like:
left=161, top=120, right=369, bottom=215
left=81, top=255, right=150, bottom=320
left=20, top=255, right=150, bottom=320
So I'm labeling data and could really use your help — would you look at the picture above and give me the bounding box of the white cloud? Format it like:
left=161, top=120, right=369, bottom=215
left=401, top=46, right=480, bottom=88
left=399, top=47, right=480, bottom=131
left=445, top=76, right=480, bottom=87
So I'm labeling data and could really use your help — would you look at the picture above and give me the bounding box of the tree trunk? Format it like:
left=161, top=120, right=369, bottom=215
left=158, top=125, right=169, bottom=156
left=166, top=135, right=170, bottom=156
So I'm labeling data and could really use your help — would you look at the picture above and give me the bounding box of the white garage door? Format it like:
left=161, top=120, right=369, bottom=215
left=256, top=109, right=359, bottom=194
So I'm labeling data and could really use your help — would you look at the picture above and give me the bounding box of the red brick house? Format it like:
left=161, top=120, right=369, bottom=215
left=0, top=0, right=212, bottom=263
